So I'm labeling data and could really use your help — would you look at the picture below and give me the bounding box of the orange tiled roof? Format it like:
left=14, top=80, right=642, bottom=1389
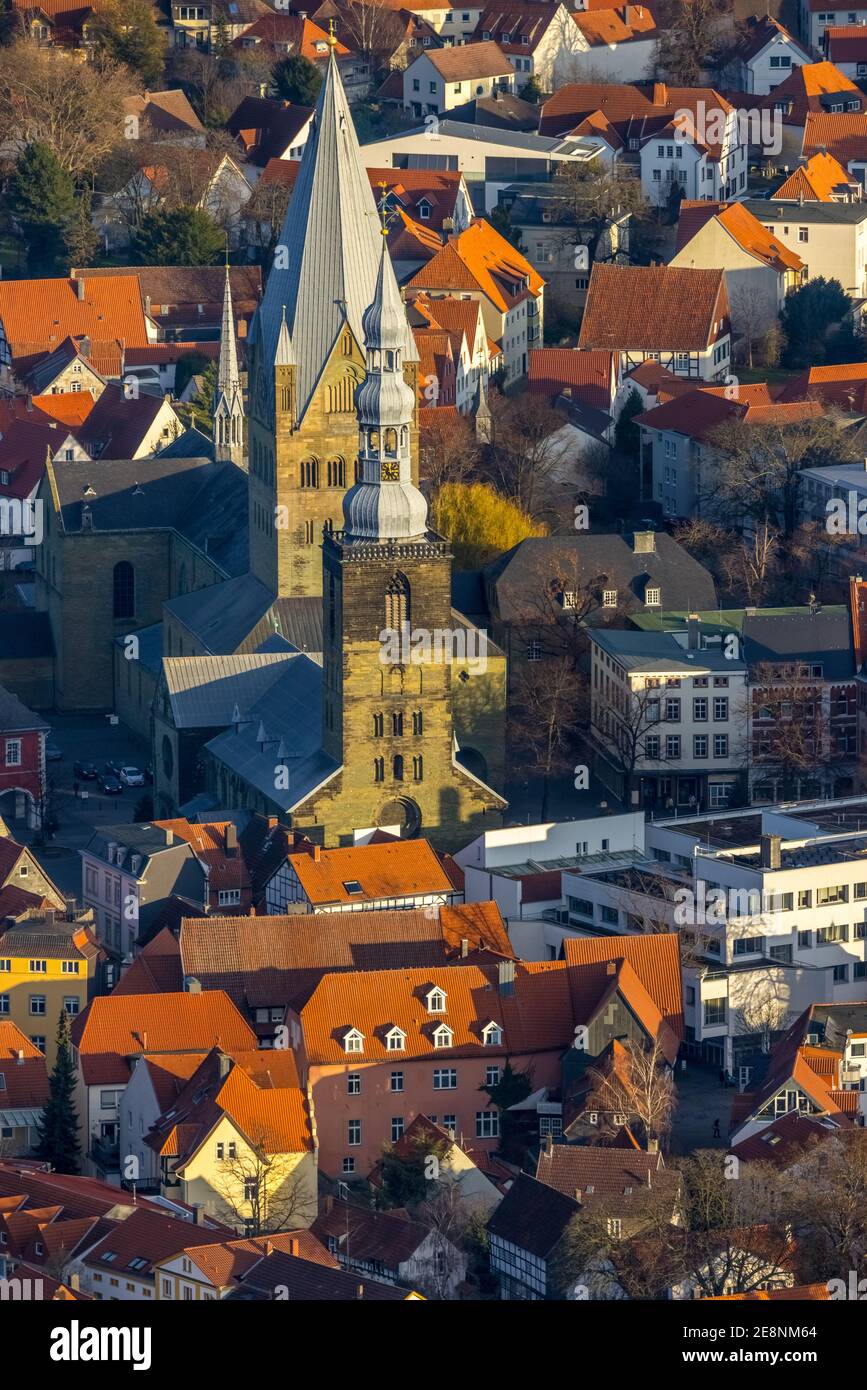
left=175, top=1230, right=336, bottom=1288
left=287, top=837, right=454, bottom=906
left=676, top=199, right=804, bottom=273
left=759, top=59, right=861, bottom=126
left=300, top=960, right=575, bottom=1064
left=803, top=109, right=867, bottom=163
left=0, top=1022, right=49, bottom=1109
left=578, top=264, right=728, bottom=353
left=71, top=991, right=258, bottom=1085
left=706, top=1283, right=830, bottom=1300
left=111, top=927, right=184, bottom=996
left=563, top=932, right=684, bottom=1041
left=528, top=348, right=616, bottom=410
left=0, top=275, right=148, bottom=371
left=572, top=5, right=658, bottom=46
left=31, top=391, right=96, bottom=426
left=773, top=150, right=857, bottom=200
left=408, top=219, right=543, bottom=312
left=153, top=820, right=251, bottom=896
left=424, top=39, right=513, bottom=80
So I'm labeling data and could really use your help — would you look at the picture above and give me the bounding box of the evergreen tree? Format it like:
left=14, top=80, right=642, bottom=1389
left=132, top=206, right=224, bottom=265
left=9, top=142, right=77, bottom=274
left=89, top=0, right=165, bottom=87
left=36, top=1009, right=81, bottom=1175
left=271, top=54, right=322, bottom=105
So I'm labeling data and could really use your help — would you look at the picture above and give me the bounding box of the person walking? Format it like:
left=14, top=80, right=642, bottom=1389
left=712, top=1118, right=721, bottom=1139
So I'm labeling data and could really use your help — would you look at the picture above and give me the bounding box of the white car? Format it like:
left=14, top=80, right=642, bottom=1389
left=119, top=766, right=146, bottom=787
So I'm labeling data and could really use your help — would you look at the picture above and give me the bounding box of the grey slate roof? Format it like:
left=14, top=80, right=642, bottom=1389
left=591, top=628, right=745, bottom=673
left=743, top=609, right=855, bottom=680
left=485, top=533, right=717, bottom=623
left=376, top=119, right=596, bottom=155
left=487, top=1172, right=580, bottom=1260
left=165, top=577, right=323, bottom=658
left=114, top=623, right=164, bottom=677
left=161, top=654, right=291, bottom=729
left=256, top=49, right=416, bottom=422
left=205, top=652, right=338, bottom=812
left=0, top=683, right=49, bottom=732
left=157, top=426, right=215, bottom=460
left=46, top=455, right=247, bottom=578
left=743, top=198, right=867, bottom=225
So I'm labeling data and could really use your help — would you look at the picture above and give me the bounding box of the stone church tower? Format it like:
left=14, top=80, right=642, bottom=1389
left=246, top=40, right=420, bottom=599
left=212, top=263, right=245, bottom=468
left=307, top=235, right=505, bottom=846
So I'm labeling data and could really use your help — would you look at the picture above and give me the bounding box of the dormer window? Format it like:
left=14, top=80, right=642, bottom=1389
left=426, top=986, right=446, bottom=1012
left=433, top=1023, right=454, bottom=1048
left=343, top=1028, right=364, bottom=1054
left=386, top=1027, right=406, bottom=1051
left=482, top=1021, right=503, bottom=1046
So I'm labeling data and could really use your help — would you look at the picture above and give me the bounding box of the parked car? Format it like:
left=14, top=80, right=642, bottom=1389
left=99, top=775, right=123, bottom=795
left=119, top=766, right=145, bottom=787
left=45, top=743, right=63, bottom=761
left=74, top=761, right=98, bottom=780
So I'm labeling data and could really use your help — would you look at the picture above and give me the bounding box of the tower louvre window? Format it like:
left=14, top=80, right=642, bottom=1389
left=392, top=711, right=403, bottom=736
left=412, top=710, right=423, bottom=735
left=300, top=458, right=319, bottom=488
left=385, top=572, right=410, bottom=631
left=373, top=712, right=384, bottom=736
left=327, top=458, right=346, bottom=487
left=374, top=757, right=385, bottom=782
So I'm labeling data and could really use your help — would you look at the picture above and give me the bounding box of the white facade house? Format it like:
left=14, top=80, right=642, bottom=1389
left=741, top=197, right=867, bottom=300
left=735, top=16, right=812, bottom=95
left=640, top=116, right=749, bottom=207
left=402, top=42, right=514, bottom=116
left=799, top=0, right=867, bottom=53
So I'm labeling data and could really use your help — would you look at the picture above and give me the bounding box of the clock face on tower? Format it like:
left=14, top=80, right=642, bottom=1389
left=380, top=460, right=400, bottom=482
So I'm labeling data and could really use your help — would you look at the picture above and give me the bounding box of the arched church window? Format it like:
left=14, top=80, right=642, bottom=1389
left=392, top=711, right=403, bottom=736
left=384, top=428, right=397, bottom=455
left=342, top=331, right=353, bottom=356
left=300, top=458, right=319, bottom=488
left=113, top=561, right=135, bottom=619
left=384, top=572, right=410, bottom=632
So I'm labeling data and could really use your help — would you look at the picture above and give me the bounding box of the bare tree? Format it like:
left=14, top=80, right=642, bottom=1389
left=789, top=1133, right=867, bottom=1282
left=586, top=1036, right=677, bottom=1146
left=748, top=659, right=839, bottom=800
left=0, top=40, right=135, bottom=175
left=719, top=524, right=779, bottom=608
left=332, top=0, right=409, bottom=73
left=655, top=0, right=729, bottom=85
left=212, top=1137, right=316, bottom=1234
left=420, top=409, right=480, bottom=490
left=729, top=286, right=778, bottom=370
left=487, top=393, right=569, bottom=520
left=734, top=976, right=792, bottom=1056
left=511, top=655, right=584, bottom=821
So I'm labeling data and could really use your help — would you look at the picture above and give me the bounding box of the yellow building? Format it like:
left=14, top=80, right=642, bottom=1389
left=0, top=909, right=103, bottom=1066
left=146, top=1048, right=318, bottom=1233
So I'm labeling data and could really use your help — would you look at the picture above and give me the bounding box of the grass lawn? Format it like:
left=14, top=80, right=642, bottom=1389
left=735, top=364, right=801, bottom=384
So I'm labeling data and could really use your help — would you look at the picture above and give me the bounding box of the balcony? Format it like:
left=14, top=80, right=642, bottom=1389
left=90, top=1139, right=119, bottom=1173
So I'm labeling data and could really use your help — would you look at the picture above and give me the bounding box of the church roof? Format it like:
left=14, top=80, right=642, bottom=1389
left=256, top=47, right=416, bottom=421
left=161, top=654, right=291, bottom=729
left=205, top=653, right=339, bottom=813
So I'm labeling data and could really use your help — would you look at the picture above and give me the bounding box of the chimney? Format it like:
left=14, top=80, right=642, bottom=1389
left=75, top=276, right=85, bottom=301
left=574, top=1188, right=582, bottom=1201
left=498, top=959, right=515, bottom=996
left=760, top=834, right=782, bottom=870
left=218, top=1051, right=231, bottom=1080
left=16, top=1049, right=23, bottom=1065
left=652, top=81, right=667, bottom=106
left=647, top=1137, right=659, bottom=1154
left=686, top=613, right=700, bottom=650
left=356, top=1283, right=365, bottom=1300
left=164, top=827, right=174, bottom=846
left=264, top=1239, right=274, bottom=1256
left=69, top=1271, right=80, bottom=1291
left=142, top=1031, right=148, bottom=1051
left=185, top=976, right=202, bottom=993
left=633, top=530, right=656, bottom=554
left=323, top=1193, right=334, bottom=1214
left=288, top=1237, right=299, bottom=1255
left=460, top=937, right=469, bottom=957
left=312, top=843, right=321, bottom=863
left=225, top=823, right=238, bottom=853
left=193, top=1203, right=206, bottom=1226
left=544, top=1132, right=553, bottom=1154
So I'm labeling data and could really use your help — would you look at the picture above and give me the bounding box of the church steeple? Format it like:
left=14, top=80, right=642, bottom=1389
left=213, top=260, right=245, bottom=467
left=343, top=235, right=427, bottom=542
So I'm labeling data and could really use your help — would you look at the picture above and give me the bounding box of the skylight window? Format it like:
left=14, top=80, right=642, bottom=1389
left=343, top=880, right=363, bottom=895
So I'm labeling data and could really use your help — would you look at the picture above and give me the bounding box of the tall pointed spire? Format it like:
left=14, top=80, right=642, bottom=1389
left=257, top=47, right=417, bottom=424
left=213, top=257, right=245, bottom=467
left=343, top=235, right=427, bottom=542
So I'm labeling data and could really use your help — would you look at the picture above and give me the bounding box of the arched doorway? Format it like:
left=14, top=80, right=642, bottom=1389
left=377, top=797, right=422, bottom=838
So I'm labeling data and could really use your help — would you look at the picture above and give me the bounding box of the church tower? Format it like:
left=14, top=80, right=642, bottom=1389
left=246, top=42, right=420, bottom=599
left=313, top=234, right=505, bottom=847
left=212, top=262, right=245, bottom=468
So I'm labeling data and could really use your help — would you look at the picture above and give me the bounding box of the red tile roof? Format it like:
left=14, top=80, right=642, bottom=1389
left=0, top=1022, right=49, bottom=1109
left=288, top=837, right=454, bottom=906
left=539, top=81, right=731, bottom=138
left=423, top=38, right=513, bottom=79
left=572, top=4, right=658, bottom=47
left=300, top=960, right=575, bottom=1064
left=578, top=264, right=728, bottom=353
left=562, top=932, right=684, bottom=1042
left=773, top=150, right=857, bottom=200
left=528, top=348, right=616, bottom=409
left=633, top=383, right=821, bottom=441
left=0, top=276, right=149, bottom=374
left=82, top=1204, right=230, bottom=1276
left=757, top=59, right=862, bottom=126
left=675, top=199, right=804, bottom=272
left=153, top=820, right=252, bottom=897
left=172, top=1229, right=336, bottom=1288
left=71, top=991, right=258, bottom=1085
left=407, top=219, right=543, bottom=312
left=111, top=927, right=184, bottom=996
left=802, top=110, right=867, bottom=162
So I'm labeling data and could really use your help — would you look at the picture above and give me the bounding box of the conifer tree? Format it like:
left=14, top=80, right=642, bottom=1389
left=36, top=1008, right=81, bottom=1175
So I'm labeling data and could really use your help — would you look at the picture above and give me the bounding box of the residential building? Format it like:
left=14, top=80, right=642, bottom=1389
left=587, top=624, right=749, bottom=811
left=495, top=181, right=630, bottom=312
left=755, top=59, right=864, bottom=163
left=800, top=0, right=867, bottom=55
left=535, top=1142, right=682, bottom=1243
left=76, top=1204, right=238, bottom=1301
left=772, top=149, right=862, bottom=200
left=801, top=111, right=867, bottom=185
left=122, top=89, right=207, bottom=146
left=312, top=1196, right=467, bottom=1296
left=527, top=348, right=621, bottom=415
left=0, top=835, right=65, bottom=919
left=406, top=218, right=543, bottom=380
left=143, top=1047, right=317, bottom=1230
left=486, top=1172, right=582, bottom=1298
left=635, top=385, right=822, bottom=520
left=565, top=6, right=659, bottom=83
left=577, top=265, right=732, bottom=382
left=670, top=200, right=805, bottom=338
left=226, top=96, right=315, bottom=167
left=407, top=292, right=493, bottom=409
left=472, top=3, right=585, bottom=89
left=280, top=837, right=457, bottom=914
left=731, top=14, right=811, bottom=95
left=0, top=689, right=49, bottom=832
left=367, top=1112, right=510, bottom=1211
left=397, top=0, right=485, bottom=45
left=225, top=1246, right=419, bottom=1298
left=169, top=0, right=270, bottom=51
left=0, top=909, right=103, bottom=1066
left=71, top=989, right=258, bottom=1179
left=402, top=39, right=515, bottom=115
left=822, top=22, right=867, bottom=82
left=152, top=1229, right=336, bottom=1299
left=0, top=1022, right=49, bottom=1156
